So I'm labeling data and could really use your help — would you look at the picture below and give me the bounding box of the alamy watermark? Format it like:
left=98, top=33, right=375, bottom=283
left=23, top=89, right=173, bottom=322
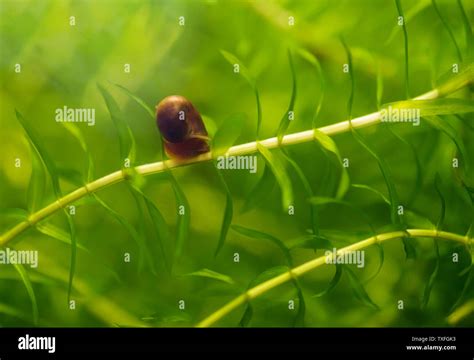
left=325, top=248, right=365, bottom=268
left=0, top=248, right=38, bottom=268
left=55, top=106, right=95, bottom=126
left=380, top=105, right=420, bottom=126
left=216, top=155, right=257, bottom=173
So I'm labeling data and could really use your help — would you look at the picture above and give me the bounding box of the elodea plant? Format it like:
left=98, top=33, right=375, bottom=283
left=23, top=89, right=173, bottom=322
left=0, top=0, right=473, bottom=328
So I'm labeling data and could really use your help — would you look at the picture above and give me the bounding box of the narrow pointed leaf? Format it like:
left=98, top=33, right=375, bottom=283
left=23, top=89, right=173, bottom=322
left=257, top=143, right=293, bottom=210
left=183, top=268, right=235, bottom=285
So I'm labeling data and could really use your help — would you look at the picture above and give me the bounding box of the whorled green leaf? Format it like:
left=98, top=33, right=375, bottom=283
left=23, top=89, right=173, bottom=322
left=13, top=263, right=38, bottom=325
left=341, top=38, right=355, bottom=119
left=286, top=234, right=331, bottom=251
left=296, top=48, right=325, bottom=128
left=62, top=122, right=95, bottom=182
left=276, top=49, right=297, bottom=144
left=240, top=164, right=276, bottom=213
left=313, top=264, right=343, bottom=298
left=15, top=110, right=77, bottom=303
left=36, top=222, right=88, bottom=252
left=15, top=110, right=60, bottom=197
left=115, top=83, right=155, bottom=118
left=239, top=303, right=253, bottom=327
left=308, top=196, right=376, bottom=234
left=201, top=115, right=218, bottom=138
left=98, top=84, right=136, bottom=164
left=350, top=131, right=401, bottom=225
left=424, top=115, right=470, bottom=171
left=214, top=170, right=233, bottom=256
left=132, top=185, right=171, bottom=273
left=182, top=268, right=235, bottom=285
left=457, top=0, right=473, bottom=61
left=170, top=176, right=190, bottom=267
left=212, top=113, right=245, bottom=157
left=257, top=143, right=293, bottom=211
left=26, top=152, right=46, bottom=212
left=281, top=150, right=319, bottom=236
left=220, top=50, right=262, bottom=138
left=344, top=265, right=379, bottom=310
left=385, top=0, right=431, bottom=46
left=231, top=224, right=292, bottom=266
left=351, top=184, right=390, bottom=205
left=239, top=266, right=289, bottom=327
left=128, top=186, right=159, bottom=275
left=293, top=285, right=306, bottom=327
left=422, top=175, right=445, bottom=309
left=385, top=126, right=423, bottom=206
left=65, top=214, right=76, bottom=302
left=432, top=0, right=463, bottom=62
left=92, top=194, right=146, bottom=271
left=114, top=83, right=164, bottom=160
left=395, top=0, right=410, bottom=98
left=313, top=129, right=350, bottom=199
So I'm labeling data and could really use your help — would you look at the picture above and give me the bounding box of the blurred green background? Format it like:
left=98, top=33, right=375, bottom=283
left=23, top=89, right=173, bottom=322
left=0, top=0, right=473, bottom=327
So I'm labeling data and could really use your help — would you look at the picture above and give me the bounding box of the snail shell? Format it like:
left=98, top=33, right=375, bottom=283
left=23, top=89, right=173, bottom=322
left=156, top=95, right=210, bottom=159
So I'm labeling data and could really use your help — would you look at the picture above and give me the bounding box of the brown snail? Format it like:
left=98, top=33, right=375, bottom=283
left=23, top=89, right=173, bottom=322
left=156, top=95, right=210, bottom=159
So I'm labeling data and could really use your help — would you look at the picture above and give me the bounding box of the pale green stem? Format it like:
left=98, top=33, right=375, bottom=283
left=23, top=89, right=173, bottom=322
left=0, top=86, right=446, bottom=246
left=196, top=229, right=471, bottom=327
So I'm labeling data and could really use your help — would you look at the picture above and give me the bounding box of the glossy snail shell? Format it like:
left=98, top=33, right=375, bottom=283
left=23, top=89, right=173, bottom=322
left=156, top=95, right=210, bottom=159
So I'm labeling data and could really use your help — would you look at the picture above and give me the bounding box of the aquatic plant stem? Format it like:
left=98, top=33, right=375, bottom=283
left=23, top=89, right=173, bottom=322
left=0, top=72, right=470, bottom=247
left=196, top=229, right=471, bottom=327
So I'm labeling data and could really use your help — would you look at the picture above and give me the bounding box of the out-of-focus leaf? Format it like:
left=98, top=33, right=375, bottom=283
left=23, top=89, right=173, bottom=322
left=183, top=268, right=235, bottom=285
left=296, top=48, right=325, bottom=128
left=214, top=170, right=233, bottom=256
left=313, top=264, right=343, bottom=298
left=313, top=129, right=350, bottom=199
left=432, top=0, right=462, bottom=62
left=241, top=164, right=276, bottom=213
left=424, top=115, right=469, bottom=170
left=232, top=225, right=292, bottom=266
left=281, top=150, right=319, bottom=236
left=293, top=285, right=306, bottom=327
left=457, top=0, right=473, bottom=61
left=212, top=113, right=245, bottom=157
left=92, top=194, right=145, bottom=270
left=220, top=50, right=261, bottom=137
left=15, top=110, right=77, bottom=303
left=341, top=38, right=355, bottom=118
left=15, top=110, right=60, bottom=197
left=344, top=266, right=379, bottom=310
left=115, top=83, right=155, bottom=118
left=395, top=0, right=410, bottom=98
left=62, top=122, right=95, bottom=182
left=36, top=222, right=88, bottom=252
left=0, top=208, right=28, bottom=222
left=13, top=264, right=38, bottom=325
left=114, top=83, right=164, bottom=160
left=170, top=176, right=190, bottom=266
left=98, top=84, right=136, bottom=164
left=137, top=188, right=171, bottom=273
left=276, top=50, right=297, bottom=144
left=239, top=304, right=253, bottom=327
left=129, top=187, right=157, bottom=274
left=287, top=234, right=331, bottom=251
left=422, top=174, right=445, bottom=309
left=66, top=214, right=76, bottom=302
left=257, top=143, right=293, bottom=211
